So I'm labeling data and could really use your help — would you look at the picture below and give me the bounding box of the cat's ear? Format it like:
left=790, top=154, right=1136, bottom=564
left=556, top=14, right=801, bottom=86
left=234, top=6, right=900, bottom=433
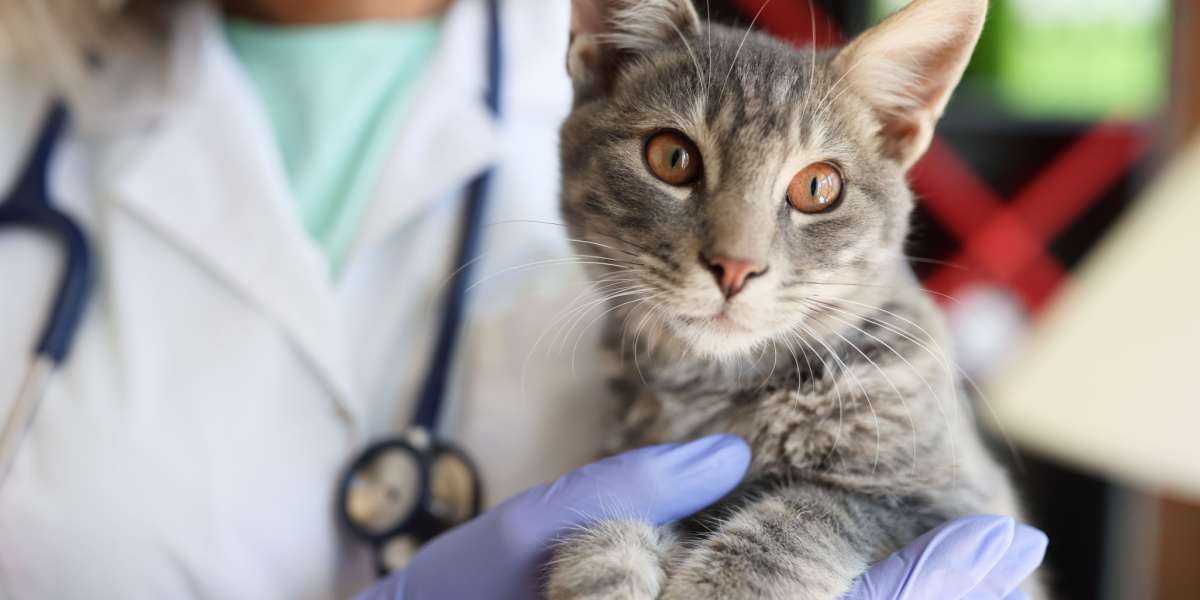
left=568, top=0, right=701, bottom=99
left=832, top=0, right=987, bottom=169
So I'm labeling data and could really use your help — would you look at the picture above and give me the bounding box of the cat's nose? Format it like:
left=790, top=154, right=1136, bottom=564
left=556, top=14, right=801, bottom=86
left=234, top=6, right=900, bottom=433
left=703, top=255, right=767, bottom=299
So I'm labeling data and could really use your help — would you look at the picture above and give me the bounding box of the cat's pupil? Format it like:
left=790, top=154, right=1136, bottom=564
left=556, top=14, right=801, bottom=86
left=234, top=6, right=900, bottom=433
left=670, top=149, right=683, bottom=169
left=810, top=177, right=818, bottom=197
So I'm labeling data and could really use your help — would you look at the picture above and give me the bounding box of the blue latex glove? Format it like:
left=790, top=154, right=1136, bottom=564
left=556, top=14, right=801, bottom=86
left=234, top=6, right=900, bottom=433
left=844, top=515, right=1048, bottom=600
left=356, top=434, right=753, bottom=600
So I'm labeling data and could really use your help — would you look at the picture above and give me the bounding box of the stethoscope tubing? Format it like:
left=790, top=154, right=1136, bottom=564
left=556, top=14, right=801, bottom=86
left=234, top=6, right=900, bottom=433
left=0, top=357, right=55, bottom=485
left=0, top=103, right=94, bottom=486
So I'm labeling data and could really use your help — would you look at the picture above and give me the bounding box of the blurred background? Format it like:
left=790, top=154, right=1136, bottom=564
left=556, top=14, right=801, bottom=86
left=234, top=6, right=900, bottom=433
left=700, top=1, right=1199, bottom=598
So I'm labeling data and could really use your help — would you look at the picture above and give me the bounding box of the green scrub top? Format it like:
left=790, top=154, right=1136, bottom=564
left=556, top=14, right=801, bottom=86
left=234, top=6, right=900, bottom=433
left=224, top=17, right=442, bottom=273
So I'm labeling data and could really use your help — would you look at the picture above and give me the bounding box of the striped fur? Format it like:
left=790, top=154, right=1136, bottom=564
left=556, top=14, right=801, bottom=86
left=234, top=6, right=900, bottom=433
left=549, top=1, right=1046, bottom=598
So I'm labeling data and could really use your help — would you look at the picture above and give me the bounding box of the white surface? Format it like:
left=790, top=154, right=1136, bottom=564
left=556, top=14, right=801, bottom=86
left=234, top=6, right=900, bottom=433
left=987, top=134, right=1200, bottom=499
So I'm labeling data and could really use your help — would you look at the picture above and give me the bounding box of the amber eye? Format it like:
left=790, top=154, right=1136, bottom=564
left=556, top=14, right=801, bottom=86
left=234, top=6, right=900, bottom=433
left=645, top=130, right=702, bottom=185
left=787, top=162, right=844, bottom=214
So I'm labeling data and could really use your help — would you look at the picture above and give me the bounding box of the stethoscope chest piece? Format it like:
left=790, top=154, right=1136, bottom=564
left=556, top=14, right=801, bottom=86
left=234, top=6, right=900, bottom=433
left=338, top=428, right=481, bottom=574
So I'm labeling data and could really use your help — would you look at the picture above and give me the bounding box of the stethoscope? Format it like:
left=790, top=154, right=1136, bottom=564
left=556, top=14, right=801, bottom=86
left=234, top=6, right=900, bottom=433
left=0, top=0, right=502, bottom=577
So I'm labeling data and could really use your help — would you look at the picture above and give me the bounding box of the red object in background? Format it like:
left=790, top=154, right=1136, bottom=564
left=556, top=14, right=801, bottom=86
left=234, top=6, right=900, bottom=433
left=731, top=0, right=1149, bottom=313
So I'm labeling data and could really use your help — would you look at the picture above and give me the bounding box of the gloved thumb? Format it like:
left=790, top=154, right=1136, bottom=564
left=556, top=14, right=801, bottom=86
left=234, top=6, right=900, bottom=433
left=846, top=515, right=1016, bottom=600
left=520, top=433, right=752, bottom=529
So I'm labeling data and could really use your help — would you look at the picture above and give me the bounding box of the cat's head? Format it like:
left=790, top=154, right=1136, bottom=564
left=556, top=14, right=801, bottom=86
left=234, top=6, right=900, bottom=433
left=560, top=0, right=986, bottom=358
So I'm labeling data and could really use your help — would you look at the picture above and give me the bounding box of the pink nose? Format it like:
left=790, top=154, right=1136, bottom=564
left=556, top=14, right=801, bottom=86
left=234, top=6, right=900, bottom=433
left=703, top=255, right=766, bottom=299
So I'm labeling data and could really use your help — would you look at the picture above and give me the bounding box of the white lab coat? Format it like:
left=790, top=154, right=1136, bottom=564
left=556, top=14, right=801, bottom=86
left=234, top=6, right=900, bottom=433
left=0, top=1, right=614, bottom=598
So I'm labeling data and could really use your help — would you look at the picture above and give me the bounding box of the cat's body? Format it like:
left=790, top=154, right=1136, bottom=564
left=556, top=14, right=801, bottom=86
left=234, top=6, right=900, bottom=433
left=549, top=1, right=1042, bottom=598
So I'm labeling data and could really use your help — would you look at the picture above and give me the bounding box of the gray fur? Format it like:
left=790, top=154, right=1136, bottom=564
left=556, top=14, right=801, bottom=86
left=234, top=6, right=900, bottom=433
left=549, top=1, right=1044, bottom=598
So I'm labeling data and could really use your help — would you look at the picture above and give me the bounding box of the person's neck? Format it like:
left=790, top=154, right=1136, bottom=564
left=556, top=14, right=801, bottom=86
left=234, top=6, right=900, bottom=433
left=220, top=0, right=454, bottom=24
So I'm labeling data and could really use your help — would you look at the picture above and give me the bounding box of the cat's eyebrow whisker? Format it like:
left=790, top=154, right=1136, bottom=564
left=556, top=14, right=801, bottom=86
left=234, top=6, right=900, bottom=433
left=808, top=49, right=875, bottom=126
left=705, top=0, right=713, bottom=80
left=797, top=0, right=819, bottom=121
left=807, top=53, right=864, bottom=122
left=794, top=316, right=882, bottom=473
left=721, top=0, right=773, bottom=95
left=664, top=18, right=707, bottom=100
left=807, top=303, right=926, bottom=478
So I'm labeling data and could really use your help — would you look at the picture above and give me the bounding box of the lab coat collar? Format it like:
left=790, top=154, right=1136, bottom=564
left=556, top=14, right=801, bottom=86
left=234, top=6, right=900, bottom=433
left=345, top=0, right=502, bottom=265
left=106, top=2, right=359, bottom=424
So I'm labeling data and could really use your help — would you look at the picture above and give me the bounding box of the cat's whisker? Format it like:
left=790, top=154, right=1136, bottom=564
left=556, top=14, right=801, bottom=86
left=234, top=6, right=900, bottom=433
left=753, top=339, right=780, bottom=393
left=646, top=302, right=672, bottom=370
left=784, top=326, right=847, bottom=470
left=554, top=284, right=657, bottom=355
left=806, top=302, right=924, bottom=478
left=569, top=290, right=665, bottom=377
left=794, top=317, right=882, bottom=473
left=780, top=279, right=965, bottom=305
left=464, top=258, right=642, bottom=295
left=485, top=218, right=656, bottom=256
left=779, top=327, right=843, bottom=452
left=895, top=254, right=972, bottom=271
left=815, top=294, right=1025, bottom=475
left=631, top=301, right=670, bottom=387
left=520, top=278, right=651, bottom=399
left=808, top=298, right=959, bottom=479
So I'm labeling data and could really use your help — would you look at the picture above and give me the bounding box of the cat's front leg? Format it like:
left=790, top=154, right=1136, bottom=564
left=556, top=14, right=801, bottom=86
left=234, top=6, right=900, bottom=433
left=546, top=519, right=677, bottom=600
left=661, top=484, right=928, bottom=600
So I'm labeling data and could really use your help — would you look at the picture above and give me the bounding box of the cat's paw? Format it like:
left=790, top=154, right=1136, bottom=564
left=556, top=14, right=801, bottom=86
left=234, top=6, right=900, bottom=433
left=545, top=519, right=674, bottom=600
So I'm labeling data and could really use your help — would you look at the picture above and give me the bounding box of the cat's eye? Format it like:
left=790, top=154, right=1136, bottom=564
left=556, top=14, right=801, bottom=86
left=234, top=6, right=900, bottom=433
left=787, top=162, right=844, bottom=214
left=645, top=130, right=702, bottom=186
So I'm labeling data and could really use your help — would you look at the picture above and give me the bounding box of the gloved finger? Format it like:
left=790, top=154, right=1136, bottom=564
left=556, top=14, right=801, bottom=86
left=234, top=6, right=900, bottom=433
left=406, top=435, right=750, bottom=600
left=353, top=570, right=406, bottom=600
left=844, top=515, right=1015, bottom=600
left=1004, top=589, right=1031, bottom=600
left=524, top=433, right=752, bottom=527
left=963, top=524, right=1048, bottom=600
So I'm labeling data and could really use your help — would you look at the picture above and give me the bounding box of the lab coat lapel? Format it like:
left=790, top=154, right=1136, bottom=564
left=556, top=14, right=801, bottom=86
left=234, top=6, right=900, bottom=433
left=106, top=4, right=358, bottom=423
left=347, top=0, right=501, bottom=262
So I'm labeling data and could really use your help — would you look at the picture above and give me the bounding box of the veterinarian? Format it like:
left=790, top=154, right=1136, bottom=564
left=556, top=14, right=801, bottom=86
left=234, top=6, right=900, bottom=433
left=0, top=0, right=1045, bottom=598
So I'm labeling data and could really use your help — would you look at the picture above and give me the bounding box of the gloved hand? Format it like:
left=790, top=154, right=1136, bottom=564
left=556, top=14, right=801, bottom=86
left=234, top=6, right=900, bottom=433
left=844, top=514, right=1048, bottom=600
left=356, top=434, right=753, bottom=600
left=357, top=434, right=1047, bottom=600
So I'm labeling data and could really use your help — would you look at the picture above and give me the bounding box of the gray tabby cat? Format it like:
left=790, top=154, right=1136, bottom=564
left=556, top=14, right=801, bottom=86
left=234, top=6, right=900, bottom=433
left=547, top=0, right=1044, bottom=598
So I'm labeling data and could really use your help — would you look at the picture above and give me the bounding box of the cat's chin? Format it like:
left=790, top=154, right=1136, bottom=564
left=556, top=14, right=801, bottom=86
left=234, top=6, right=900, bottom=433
left=668, top=316, right=770, bottom=360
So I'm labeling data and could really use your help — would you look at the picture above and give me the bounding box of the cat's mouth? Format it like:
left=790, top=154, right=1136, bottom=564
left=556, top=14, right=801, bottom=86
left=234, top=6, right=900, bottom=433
left=677, top=308, right=752, bottom=333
